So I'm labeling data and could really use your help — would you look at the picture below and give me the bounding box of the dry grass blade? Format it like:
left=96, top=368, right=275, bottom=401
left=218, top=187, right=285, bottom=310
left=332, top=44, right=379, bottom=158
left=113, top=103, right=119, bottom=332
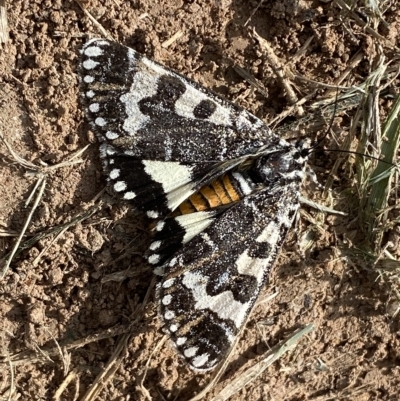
left=210, top=324, right=314, bottom=401
left=356, top=59, right=388, bottom=242
left=367, top=93, right=400, bottom=245
left=73, top=0, right=113, bottom=40
left=0, top=203, right=101, bottom=266
left=4, top=351, right=14, bottom=401
left=1, top=323, right=133, bottom=366
left=161, top=30, right=184, bottom=48
left=80, top=333, right=131, bottom=401
left=138, top=335, right=168, bottom=400
left=0, top=135, right=90, bottom=277
left=0, top=0, right=8, bottom=43
left=234, top=66, right=269, bottom=98
left=53, top=367, right=80, bottom=401
left=251, top=29, right=303, bottom=115
left=0, top=132, right=38, bottom=170
left=0, top=176, right=46, bottom=279
left=79, top=277, right=156, bottom=401
left=333, top=0, right=389, bottom=44
left=300, top=196, right=348, bottom=216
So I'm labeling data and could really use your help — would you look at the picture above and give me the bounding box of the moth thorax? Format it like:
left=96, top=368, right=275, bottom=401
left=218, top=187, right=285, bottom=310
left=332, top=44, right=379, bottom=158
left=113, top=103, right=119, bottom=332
left=252, top=148, right=305, bottom=183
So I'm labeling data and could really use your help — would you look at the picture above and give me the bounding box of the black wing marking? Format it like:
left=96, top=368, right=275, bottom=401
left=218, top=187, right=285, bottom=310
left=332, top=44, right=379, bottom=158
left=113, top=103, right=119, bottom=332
left=80, top=38, right=311, bottom=372
left=157, top=182, right=302, bottom=371
left=80, top=38, right=278, bottom=164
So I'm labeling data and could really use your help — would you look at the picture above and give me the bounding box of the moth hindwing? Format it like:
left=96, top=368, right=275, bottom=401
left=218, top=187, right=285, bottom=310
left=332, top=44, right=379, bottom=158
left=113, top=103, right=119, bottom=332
left=80, top=38, right=310, bottom=371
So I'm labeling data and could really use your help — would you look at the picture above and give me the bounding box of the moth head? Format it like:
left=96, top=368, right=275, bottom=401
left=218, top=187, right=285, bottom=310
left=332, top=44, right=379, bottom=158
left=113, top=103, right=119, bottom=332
left=251, top=139, right=310, bottom=183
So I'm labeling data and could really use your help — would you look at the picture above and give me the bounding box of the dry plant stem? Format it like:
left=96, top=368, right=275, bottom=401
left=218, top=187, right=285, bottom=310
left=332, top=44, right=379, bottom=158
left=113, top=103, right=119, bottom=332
left=1, top=204, right=100, bottom=265
left=244, top=0, right=265, bottom=27
left=292, top=35, right=313, bottom=62
left=269, top=91, right=316, bottom=127
left=210, top=324, right=314, bottom=401
left=139, top=335, right=168, bottom=401
left=189, top=293, right=287, bottom=401
left=44, top=327, right=69, bottom=375
left=6, top=352, right=14, bottom=401
left=2, top=320, right=137, bottom=365
left=0, top=132, right=37, bottom=170
left=234, top=66, right=269, bottom=98
left=80, top=333, right=131, bottom=401
left=300, top=196, right=347, bottom=216
left=32, top=225, right=69, bottom=267
left=333, top=0, right=389, bottom=44
left=80, top=277, right=157, bottom=401
left=0, top=176, right=46, bottom=279
left=0, top=0, right=8, bottom=43
left=74, top=0, right=113, bottom=40
left=53, top=368, right=79, bottom=401
left=324, top=51, right=364, bottom=98
left=161, top=30, right=184, bottom=48
left=294, top=75, right=351, bottom=91
left=252, top=29, right=304, bottom=115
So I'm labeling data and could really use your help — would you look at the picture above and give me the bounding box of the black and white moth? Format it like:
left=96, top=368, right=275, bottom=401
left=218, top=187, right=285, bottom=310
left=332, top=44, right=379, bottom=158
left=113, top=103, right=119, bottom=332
left=80, top=38, right=310, bottom=371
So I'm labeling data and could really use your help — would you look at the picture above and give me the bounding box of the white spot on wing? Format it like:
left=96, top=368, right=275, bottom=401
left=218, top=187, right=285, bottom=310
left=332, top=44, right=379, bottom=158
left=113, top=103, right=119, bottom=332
left=95, top=117, right=106, bottom=127
left=84, top=75, right=94, bottom=83
left=84, top=46, right=103, bottom=57
left=192, top=353, right=210, bottom=368
left=148, top=254, right=160, bottom=265
left=156, top=221, right=165, bottom=231
left=83, top=59, right=99, bottom=70
left=89, top=103, right=100, bottom=112
left=86, top=90, right=95, bottom=98
left=109, top=169, right=120, bottom=179
left=147, top=210, right=159, bottom=218
left=113, top=181, right=127, bottom=192
left=106, top=131, right=119, bottom=140
left=169, top=324, right=178, bottom=332
left=162, top=294, right=172, bottom=305
left=85, top=38, right=110, bottom=47
left=184, top=347, right=198, bottom=358
left=162, top=278, right=175, bottom=288
left=164, top=310, right=175, bottom=320
left=123, top=191, right=136, bottom=200
left=149, top=241, right=161, bottom=250
left=176, top=337, right=187, bottom=346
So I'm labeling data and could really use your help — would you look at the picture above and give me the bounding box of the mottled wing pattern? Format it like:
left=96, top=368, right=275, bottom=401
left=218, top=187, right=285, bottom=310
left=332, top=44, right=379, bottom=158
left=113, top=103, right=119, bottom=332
left=158, top=165, right=304, bottom=371
left=80, top=38, right=281, bottom=218
left=80, top=38, right=309, bottom=372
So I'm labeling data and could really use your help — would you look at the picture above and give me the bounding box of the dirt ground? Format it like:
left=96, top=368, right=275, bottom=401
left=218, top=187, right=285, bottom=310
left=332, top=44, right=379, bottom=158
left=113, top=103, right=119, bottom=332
left=1, top=1, right=400, bottom=400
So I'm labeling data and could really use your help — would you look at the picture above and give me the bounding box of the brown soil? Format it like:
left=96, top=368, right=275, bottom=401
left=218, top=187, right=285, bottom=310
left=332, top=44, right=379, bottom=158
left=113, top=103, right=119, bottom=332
left=1, top=1, right=400, bottom=400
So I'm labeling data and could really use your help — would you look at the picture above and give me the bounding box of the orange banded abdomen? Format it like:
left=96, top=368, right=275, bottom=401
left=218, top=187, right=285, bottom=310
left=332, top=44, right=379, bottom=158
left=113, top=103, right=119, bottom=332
left=178, top=172, right=250, bottom=215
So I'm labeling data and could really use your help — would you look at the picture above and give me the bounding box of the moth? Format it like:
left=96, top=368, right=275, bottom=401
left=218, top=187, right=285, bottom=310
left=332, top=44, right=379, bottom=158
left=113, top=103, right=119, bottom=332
left=80, top=38, right=310, bottom=371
